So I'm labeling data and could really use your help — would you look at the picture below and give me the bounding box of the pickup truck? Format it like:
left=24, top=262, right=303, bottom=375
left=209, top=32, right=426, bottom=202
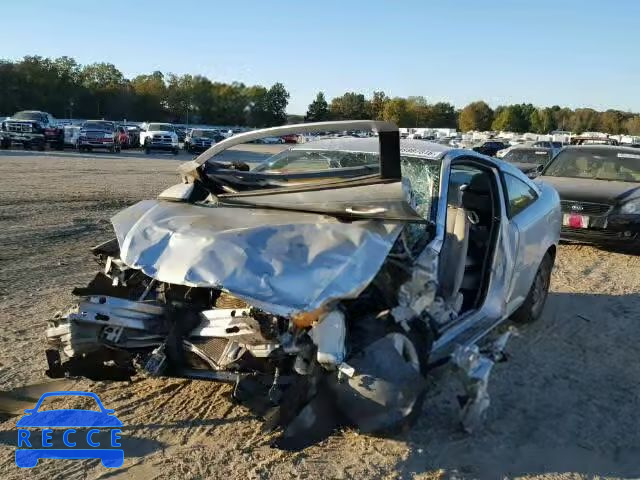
left=139, top=123, right=179, bottom=155
left=1, top=110, right=64, bottom=150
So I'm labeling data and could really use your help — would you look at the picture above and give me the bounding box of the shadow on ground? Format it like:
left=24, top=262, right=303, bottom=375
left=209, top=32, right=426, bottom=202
left=390, top=291, right=640, bottom=478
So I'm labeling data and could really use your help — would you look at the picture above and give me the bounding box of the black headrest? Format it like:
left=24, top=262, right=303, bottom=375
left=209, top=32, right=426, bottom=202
left=467, top=173, right=492, bottom=194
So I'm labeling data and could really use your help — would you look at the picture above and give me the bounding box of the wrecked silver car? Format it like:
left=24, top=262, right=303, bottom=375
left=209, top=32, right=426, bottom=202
left=45, top=120, right=561, bottom=448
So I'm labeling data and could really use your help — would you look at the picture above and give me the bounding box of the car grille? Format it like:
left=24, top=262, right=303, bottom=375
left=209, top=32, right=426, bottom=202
left=560, top=201, right=611, bottom=216
left=561, top=227, right=637, bottom=241
left=7, top=122, right=33, bottom=133
left=152, top=134, right=172, bottom=143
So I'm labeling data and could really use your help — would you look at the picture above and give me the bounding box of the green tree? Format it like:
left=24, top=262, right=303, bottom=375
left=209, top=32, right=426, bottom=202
left=370, top=91, right=388, bottom=121
left=426, top=102, right=457, bottom=128
left=491, top=104, right=530, bottom=132
left=382, top=97, right=417, bottom=127
left=250, top=82, right=290, bottom=127
left=598, top=110, right=626, bottom=134
left=330, top=92, right=370, bottom=120
left=131, top=71, right=167, bottom=120
left=570, top=108, right=599, bottom=134
left=305, top=92, right=329, bottom=122
left=458, top=101, right=494, bottom=131
left=624, top=116, right=640, bottom=135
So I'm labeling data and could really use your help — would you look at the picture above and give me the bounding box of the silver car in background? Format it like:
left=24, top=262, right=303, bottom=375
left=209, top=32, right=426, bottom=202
left=45, top=121, right=561, bottom=448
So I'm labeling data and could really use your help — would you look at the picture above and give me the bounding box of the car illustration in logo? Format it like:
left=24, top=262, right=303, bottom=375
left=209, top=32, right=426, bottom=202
left=15, top=391, right=123, bottom=468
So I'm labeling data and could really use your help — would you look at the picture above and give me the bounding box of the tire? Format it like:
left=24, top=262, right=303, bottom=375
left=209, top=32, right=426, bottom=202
left=348, top=314, right=433, bottom=432
left=54, top=141, right=63, bottom=151
left=0, top=139, right=9, bottom=149
left=145, top=147, right=151, bottom=155
left=511, top=251, right=554, bottom=324
left=173, top=148, right=179, bottom=155
left=109, top=146, right=115, bottom=153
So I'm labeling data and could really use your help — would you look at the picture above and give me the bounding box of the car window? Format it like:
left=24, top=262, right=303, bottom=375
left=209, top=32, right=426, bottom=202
left=504, top=173, right=538, bottom=217
left=148, top=123, right=175, bottom=132
left=543, top=148, right=640, bottom=182
left=503, top=149, right=551, bottom=164
left=253, top=149, right=379, bottom=173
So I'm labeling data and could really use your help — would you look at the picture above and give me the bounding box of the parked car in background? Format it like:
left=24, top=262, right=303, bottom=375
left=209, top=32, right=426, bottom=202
left=126, top=126, right=142, bottom=147
left=184, top=128, right=225, bottom=153
left=472, top=140, right=508, bottom=157
left=77, top=120, right=121, bottom=153
left=45, top=121, right=560, bottom=447
left=570, top=136, right=619, bottom=146
left=502, top=147, right=555, bottom=177
left=0, top=129, right=10, bottom=149
left=254, top=136, right=285, bottom=144
left=139, top=123, right=179, bottom=154
left=115, top=125, right=130, bottom=149
left=281, top=134, right=298, bottom=144
left=539, top=145, right=640, bottom=246
left=176, top=127, right=187, bottom=142
left=532, top=140, right=564, bottom=149
left=63, top=125, right=81, bottom=148
left=1, top=110, right=64, bottom=150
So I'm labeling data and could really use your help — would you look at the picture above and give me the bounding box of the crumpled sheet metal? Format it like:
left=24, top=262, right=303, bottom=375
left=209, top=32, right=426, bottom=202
left=111, top=200, right=402, bottom=316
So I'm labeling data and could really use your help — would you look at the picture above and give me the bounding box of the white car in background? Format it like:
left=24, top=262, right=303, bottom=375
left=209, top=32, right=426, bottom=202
left=139, top=123, right=180, bottom=154
left=63, top=125, right=81, bottom=148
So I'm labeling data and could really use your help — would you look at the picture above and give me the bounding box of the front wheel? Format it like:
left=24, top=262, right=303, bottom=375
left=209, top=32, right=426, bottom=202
left=511, top=251, right=554, bottom=324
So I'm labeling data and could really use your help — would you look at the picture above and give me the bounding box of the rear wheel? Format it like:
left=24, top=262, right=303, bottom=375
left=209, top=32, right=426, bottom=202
left=511, top=251, right=553, bottom=324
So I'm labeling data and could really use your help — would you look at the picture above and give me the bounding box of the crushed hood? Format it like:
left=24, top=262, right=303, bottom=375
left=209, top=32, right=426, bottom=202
left=112, top=199, right=403, bottom=316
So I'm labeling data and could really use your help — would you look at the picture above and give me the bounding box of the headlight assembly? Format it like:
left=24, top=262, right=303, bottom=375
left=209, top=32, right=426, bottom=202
left=620, top=199, right=640, bottom=214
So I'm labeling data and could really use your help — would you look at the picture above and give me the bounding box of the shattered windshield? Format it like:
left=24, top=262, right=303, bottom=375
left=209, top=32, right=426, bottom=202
left=543, top=148, right=640, bottom=182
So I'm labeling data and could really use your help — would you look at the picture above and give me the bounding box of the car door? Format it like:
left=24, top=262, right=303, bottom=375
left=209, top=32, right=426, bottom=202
left=500, top=170, right=545, bottom=312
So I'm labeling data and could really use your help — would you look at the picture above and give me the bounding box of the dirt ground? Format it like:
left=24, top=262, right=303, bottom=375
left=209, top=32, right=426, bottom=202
left=1, top=148, right=639, bottom=480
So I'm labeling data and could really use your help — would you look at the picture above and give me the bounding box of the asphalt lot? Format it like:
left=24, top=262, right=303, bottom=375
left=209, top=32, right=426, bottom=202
left=0, top=147, right=639, bottom=480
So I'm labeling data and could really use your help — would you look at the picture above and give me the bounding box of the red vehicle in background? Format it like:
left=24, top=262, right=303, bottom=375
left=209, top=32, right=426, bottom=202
left=282, top=134, right=298, bottom=144
left=116, top=125, right=130, bottom=149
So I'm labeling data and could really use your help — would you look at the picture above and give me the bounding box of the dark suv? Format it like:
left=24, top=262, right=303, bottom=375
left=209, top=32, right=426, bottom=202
left=1, top=110, right=64, bottom=150
left=472, top=140, right=508, bottom=157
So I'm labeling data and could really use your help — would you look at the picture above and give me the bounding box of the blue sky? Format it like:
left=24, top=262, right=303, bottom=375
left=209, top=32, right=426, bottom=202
left=3, top=0, right=639, bottom=114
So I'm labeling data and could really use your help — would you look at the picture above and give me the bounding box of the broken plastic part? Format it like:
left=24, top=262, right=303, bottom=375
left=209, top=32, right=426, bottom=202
left=452, top=329, right=516, bottom=433
left=392, top=244, right=458, bottom=328
left=144, top=345, right=167, bottom=376
left=308, top=310, right=346, bottom=369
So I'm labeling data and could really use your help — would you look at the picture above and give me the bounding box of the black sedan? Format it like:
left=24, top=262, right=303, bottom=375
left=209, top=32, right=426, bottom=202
left=539, top=146, right=640, bottom=247
left=472, top=140, right=508, bottom=157
left=502, top=147, right=554, bottom=177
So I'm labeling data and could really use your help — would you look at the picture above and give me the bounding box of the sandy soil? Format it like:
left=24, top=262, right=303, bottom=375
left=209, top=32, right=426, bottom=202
left=1, top=148, right=639, bottom=480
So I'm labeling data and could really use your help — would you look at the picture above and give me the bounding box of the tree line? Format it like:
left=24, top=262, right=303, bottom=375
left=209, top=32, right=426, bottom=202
left=306, top=94, right=640, bottom=135
left=2, top=56, right=640, bottom=135
left=0, top=56, right=289, bottom=126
